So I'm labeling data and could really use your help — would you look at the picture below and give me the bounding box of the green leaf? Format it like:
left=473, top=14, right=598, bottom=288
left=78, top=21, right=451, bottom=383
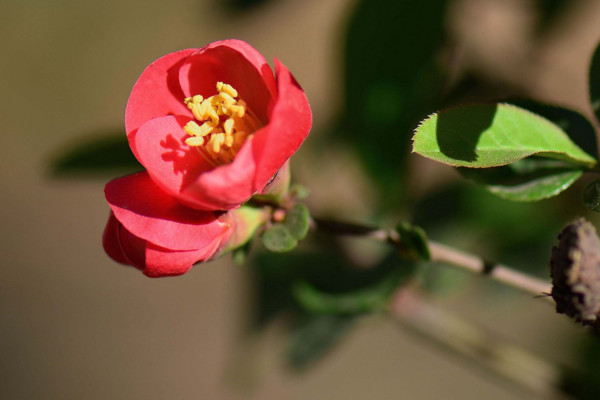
left=508, top=100, right=598, bottom=159
left=590, top=39, right=600, bottom=125
left=261, top=224, right=297, bottom=253
left=50, top=132, right=142, bottom=176
left=284, top=204, right=310, bottom=241
left=413, top=103, right=597, bottom=168
left=583, top=179, right=600, bottom=212
left=292, top=267, right=405, bottom=315
left=288, top=314, right=356, bottom=370
left=459, top=159, right=583, bottom=201
left=396, top=222, right=430, bottom=260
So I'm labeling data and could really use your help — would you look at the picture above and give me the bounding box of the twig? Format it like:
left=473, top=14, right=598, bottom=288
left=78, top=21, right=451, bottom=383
left=311, top=217, right=553, bottom=300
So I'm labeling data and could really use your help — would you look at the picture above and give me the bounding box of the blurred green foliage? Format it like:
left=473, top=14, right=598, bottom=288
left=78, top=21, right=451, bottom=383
left=50, top=131, right=141, bottom=176
left=335, top=0, right=449, bottom=211
left=249, top=242, right=415, bottom=368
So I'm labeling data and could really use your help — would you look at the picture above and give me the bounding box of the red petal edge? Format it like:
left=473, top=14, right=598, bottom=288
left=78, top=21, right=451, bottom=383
left=104, top=212, right=229, bottom=277
left=125, top=49, right=196, bottom=156
left=105, top=171, right=231, bottom=251
left=178, top=39, right=277, bottom=123
left=251, top=58, right=312, bottom=191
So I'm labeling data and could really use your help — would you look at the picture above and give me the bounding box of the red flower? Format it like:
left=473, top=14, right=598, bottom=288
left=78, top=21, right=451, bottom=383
left=125, top=39, right=312, bottom=211
left=103, top=172, right=234, bottom=277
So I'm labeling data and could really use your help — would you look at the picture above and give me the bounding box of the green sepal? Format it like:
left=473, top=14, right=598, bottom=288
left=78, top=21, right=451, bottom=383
left=284, top=204, right=310, bottom=241
left=262, top=224, right=297, bottom=253
left=289, top=183, right=310, bottom=200
left=220, top=206, right=269, bottom=255
left=396, top=222, right=430, bottom=260
left=251, top=163, right=291, bottom=205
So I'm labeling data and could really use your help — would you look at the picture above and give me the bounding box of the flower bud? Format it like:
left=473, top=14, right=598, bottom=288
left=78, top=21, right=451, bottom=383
left=550, top=218, right=600, bottom=325
left=252, top=162, right=291, bottom=204
left=219, top=206, right=269, bottom=254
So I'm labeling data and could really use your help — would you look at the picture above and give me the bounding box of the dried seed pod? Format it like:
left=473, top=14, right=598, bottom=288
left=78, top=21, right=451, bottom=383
left=550, top=218, right=600, bottom=325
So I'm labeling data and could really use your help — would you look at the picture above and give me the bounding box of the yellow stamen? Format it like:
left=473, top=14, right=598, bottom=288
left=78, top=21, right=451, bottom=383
left=183, top=120, right=213, bottom=137
left=216, top=82, right=238, bottom=98
left=182, top=81, right=263, bottom=165
left=185, top=136, right=205, bottom=146
left=224, top=133, right=234, bottom=148
left=224, top=118, right=234, bottom=135
left=209, top=133, right=225, bottom=154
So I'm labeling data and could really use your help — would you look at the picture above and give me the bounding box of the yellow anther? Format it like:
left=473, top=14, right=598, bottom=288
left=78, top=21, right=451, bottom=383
left=206, top=105, right=220, bottom=125
left=217, top=82, right=238, bottom=98
left=229, top=105, right=245, bottom=118
left=184, top=95, right=204, bottom=110
left=184, top=120, right=213, bottom=138
left=224, top=133, right=234, bottom=148
left=182, top=82, right=262, bottom=166
left=208, top=133, right=225, bottom=154
left=198, top=100, right=211, bottom=119
left=219, top=92, right=236, bottom=107
left=224, top=118, right=234, bottom=135
left=189, top=103, right=204, bottom=121
left=185, top=136, right=205, bottom=147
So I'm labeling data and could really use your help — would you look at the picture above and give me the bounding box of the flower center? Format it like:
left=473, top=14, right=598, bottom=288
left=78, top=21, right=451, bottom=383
left=183, top=82, right=262, bottom=166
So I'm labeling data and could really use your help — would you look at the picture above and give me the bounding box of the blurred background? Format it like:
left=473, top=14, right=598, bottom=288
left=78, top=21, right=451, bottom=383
left=3, top=0, right=600, bottom=399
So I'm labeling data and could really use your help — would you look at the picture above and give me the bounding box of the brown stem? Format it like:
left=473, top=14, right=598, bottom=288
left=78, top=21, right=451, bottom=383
left=311, top=217, right=553, bottom=299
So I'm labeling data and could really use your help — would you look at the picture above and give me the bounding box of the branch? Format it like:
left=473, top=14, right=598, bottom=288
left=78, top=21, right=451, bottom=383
left=311, top=217, right=553, bottom=300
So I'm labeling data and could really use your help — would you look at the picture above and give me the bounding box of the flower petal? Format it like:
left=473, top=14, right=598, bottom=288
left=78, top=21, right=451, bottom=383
left=116, top=221, right=224, bottom=277
left=142, top=238, right=223, bottom=278
left=178, top=135, right=257, bottom=210
left=102, top=212, right=130, bottom=265
left=114, top=220, right=222, bottom=277
left=125, top=49, right=196, bottom=142
left=178, top=40, right=277, bottom=123
left=130, top=114, right=257, bottom=210
left=130, top=114, right=211, bottom=202
left=251, top=58, right=312, bottom=191
left=105, top=171, right=231, bottom=250
left=116, top=219, right=146, bottom=270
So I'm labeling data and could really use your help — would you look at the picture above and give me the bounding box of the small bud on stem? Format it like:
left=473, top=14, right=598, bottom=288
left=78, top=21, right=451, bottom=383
left=550, top=218, right=600, bottom=326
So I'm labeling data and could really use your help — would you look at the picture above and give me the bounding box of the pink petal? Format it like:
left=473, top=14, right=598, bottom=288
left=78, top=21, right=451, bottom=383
left=105, top=171, right=231, bottom=251
left=251, top=59, right=312, bottom=191
left=116, top=219, right=146, bottom=271
left=117, top=221, right=224, bottom=277
left=129, top=114, right=211, bottom=201
left=125, top=49, right=196, bottom=144
left=130, top=114, right=257, bottom=210
left=102, top=212, right=129, bottom=265
left=178, top=40, right=277, bottom=124
left=142, top=238, right=223, bottom=278
left=178, top=135, right=257, bottom=210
